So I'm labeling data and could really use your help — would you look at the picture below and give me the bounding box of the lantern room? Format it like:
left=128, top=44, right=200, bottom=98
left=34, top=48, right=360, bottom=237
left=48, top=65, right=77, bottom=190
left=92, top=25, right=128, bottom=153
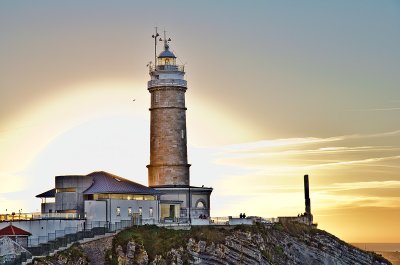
left=158, top=49, right=176, bottom=66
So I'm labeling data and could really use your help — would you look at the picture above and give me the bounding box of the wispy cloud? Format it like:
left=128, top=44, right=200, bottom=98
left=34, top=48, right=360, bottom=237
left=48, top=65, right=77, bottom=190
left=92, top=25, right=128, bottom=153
left=193, top=128, right=400, bottom=220
left=218, top=129, right=400, bottom=154
left=303, top=155, right=400, bottom=170
left=221, top=137, right=343, bottom=153
left=348, top=107, right=400, bottom=112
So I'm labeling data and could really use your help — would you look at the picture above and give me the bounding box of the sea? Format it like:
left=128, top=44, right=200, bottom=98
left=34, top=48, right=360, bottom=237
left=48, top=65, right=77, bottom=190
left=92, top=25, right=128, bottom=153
left=351, top=243, right=400, bottom=252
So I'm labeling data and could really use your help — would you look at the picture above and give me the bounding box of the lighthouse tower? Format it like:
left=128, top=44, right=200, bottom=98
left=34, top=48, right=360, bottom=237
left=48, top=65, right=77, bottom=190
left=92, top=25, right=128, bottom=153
left=146, top=30, right=212, bottom=223
left=147, top=32, right=190, bottom=187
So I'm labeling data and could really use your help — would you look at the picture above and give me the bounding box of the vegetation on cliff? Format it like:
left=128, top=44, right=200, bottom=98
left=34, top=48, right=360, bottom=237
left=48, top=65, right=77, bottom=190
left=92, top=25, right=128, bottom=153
left=32, top=243, right=89, bottom=265
left=31, top=222, right=392, bottom=265
left=106, top=223, right=391, bottom=265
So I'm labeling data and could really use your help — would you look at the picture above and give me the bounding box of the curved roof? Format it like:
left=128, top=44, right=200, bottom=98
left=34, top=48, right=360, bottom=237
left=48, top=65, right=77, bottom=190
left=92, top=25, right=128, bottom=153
left=36, top=188, right=56, bottom=198
left=83, top=171, right=160, bottom=195
left=158, top=49, right=176, bottom=58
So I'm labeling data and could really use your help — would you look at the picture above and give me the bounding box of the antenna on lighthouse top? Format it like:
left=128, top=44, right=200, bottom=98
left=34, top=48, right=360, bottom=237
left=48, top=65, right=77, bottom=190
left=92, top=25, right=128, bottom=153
left=160, top=29, right=172, bottom=50
left=151, top=27, right=160, bottom=67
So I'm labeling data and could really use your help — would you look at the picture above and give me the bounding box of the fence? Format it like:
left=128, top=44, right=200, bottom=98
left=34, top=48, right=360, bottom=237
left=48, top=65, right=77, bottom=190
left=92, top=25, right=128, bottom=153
left=4, top=215, right=278, bottom=264
left=0, top=212, right=80, bottom=222
left=27, top=218, right=157, bottom=248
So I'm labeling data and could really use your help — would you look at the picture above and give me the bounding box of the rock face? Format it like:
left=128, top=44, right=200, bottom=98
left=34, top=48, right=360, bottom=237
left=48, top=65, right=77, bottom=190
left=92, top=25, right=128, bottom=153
left=32, top=243, right=89, bottom=265
left=115, top=241, right=149, bottom=265
left=111, top=224, right=390, bottom=265
left=80, top=235, right=113, bottom=265
left=35, top=223, right=391, bottom=264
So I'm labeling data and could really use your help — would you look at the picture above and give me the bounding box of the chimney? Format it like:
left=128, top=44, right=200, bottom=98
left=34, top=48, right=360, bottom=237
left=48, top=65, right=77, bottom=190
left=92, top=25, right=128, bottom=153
left=304, top=174, right=311, bottom=216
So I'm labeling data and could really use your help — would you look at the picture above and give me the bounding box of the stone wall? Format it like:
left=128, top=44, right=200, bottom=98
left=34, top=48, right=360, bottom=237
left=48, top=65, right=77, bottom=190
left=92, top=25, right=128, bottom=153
left=148, top=86, right=190, bottom=186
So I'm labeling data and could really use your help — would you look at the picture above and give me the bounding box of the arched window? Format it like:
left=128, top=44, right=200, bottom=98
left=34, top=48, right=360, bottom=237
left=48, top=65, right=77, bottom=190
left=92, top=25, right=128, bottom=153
left=195, top=200, right=206, bottom=208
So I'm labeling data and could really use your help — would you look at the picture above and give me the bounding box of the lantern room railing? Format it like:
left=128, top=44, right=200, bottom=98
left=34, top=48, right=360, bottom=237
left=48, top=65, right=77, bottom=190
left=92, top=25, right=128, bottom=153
left=149, top=64, right=185, bottom=73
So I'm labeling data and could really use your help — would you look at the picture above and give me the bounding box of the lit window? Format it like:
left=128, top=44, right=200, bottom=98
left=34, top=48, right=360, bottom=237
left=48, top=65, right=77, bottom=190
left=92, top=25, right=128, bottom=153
left=139, top=207, right=142, bottom=216
left=128, top=207, right=132, bottom=216
left=56, top=188, right=76, bottom=193
left=149, top=207, right=153, bottom=217
left=196, top=201, right=205, bottom=208
left=116, top=207, right=121, bottom=216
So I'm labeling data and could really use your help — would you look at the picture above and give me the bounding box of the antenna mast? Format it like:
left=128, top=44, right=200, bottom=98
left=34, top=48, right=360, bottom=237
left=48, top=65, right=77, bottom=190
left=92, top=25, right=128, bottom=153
left=152, top=27, right=160, bottom=67
left=161, top=29, right=172, bottom=50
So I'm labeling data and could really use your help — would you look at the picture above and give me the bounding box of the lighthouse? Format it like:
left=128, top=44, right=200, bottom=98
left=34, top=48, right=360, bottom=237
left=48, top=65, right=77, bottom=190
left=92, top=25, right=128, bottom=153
left=147, top=31, right=190, bottom=187
left=147, top=29, right=212, bottom=223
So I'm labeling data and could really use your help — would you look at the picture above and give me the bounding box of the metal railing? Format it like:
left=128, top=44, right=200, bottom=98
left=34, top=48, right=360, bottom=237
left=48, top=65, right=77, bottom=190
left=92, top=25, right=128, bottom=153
left=210, top=217, right=230, bottom=225
left=149, top=64, right=185, bottom=72
left=0, top=212, right=80, bottom=221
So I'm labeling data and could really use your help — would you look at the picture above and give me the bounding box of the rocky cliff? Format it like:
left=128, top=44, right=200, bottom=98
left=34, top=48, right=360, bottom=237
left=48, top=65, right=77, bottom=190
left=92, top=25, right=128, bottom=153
left=107, top=223, right=390, bottom=265
left=32, top=222, right=391, bottom=265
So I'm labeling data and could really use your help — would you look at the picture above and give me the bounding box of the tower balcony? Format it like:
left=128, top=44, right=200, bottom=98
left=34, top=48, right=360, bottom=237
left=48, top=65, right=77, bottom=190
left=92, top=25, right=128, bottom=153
left=149, top=64, right=185, bottom=73
left=148, top=79, right=187, bottom=89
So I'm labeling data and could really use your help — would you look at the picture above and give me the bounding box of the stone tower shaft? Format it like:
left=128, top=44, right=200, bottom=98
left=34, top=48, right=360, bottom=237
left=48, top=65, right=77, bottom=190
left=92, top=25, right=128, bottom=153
left=147, top=40, right=190, bottom=187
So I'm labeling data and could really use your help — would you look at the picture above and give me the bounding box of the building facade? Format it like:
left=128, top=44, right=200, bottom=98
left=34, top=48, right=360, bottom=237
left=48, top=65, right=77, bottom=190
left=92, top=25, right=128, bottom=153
left=37, top=171, right=160, bottom=225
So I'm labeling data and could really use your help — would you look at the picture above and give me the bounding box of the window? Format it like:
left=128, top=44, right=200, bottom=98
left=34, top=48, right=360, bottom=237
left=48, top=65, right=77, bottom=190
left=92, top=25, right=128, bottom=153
left=149, top=207, right=153, bottom=217
left=56, top=188, right=76, bottom=193
left=196, top=200, right=206, bottom=209
left=128, top=207, right=132, bottom=216
left=155, top=93, right=159, bottom=103
left=139, top=207, right=142, bottom=216
left=116, top=207, right=121, bottom=216
left=181, top=130, right=185, bottom=139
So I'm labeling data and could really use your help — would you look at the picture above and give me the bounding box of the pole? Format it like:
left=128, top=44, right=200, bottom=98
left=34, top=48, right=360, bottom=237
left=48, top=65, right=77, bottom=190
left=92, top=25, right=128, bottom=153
left=154, top=27, right=158, bottom=67
left=189, top=186, right=191, bottom=224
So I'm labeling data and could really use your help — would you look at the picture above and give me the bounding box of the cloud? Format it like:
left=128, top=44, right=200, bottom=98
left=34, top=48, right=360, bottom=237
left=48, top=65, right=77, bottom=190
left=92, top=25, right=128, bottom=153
left=303, top=155, right=400, bottom=170
left=349, top=107, right=400, bottom=112
left=215, top=129, right=400, bottom=155
left=198, top=129, right=400, bottom=217
left=221, top=137, right=344, bottom=153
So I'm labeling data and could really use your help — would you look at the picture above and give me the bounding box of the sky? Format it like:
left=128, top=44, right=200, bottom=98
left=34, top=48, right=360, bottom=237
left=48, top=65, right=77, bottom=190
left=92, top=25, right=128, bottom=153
left=1, top=0, right=400, bottom=243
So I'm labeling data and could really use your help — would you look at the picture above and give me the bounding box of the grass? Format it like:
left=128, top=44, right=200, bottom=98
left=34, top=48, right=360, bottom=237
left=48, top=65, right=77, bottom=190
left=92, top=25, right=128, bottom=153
left=33, top=243, right=88, bottom=265
left=110, top=225, right=227, bottom=263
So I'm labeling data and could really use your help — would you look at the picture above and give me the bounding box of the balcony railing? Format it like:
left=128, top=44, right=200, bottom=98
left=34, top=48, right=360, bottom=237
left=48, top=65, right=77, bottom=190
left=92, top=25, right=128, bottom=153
left=148, top=79, right=187, bottom=88
left=149, top=64, right=185, bottom=73
left=0, top=212, right=81, bottom=221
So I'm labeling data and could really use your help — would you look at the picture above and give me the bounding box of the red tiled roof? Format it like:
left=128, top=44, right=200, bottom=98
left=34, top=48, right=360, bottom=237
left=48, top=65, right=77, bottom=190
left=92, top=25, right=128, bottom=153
left=0, top=225, right=31, bottom=236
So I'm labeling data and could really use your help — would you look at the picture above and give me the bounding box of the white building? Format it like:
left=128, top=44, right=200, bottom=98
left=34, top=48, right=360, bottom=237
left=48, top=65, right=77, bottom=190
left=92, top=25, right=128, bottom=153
left=37, top=171, right=160, bottom=225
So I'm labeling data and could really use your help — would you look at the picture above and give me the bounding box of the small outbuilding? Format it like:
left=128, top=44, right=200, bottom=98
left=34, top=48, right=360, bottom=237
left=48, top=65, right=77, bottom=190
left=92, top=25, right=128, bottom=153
left=0, top=224, right=31, bottom=248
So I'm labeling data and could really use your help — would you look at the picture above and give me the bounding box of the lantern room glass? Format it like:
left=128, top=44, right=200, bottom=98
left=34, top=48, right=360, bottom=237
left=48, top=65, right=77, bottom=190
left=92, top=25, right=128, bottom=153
left=158, top=57, right=176, bottom=66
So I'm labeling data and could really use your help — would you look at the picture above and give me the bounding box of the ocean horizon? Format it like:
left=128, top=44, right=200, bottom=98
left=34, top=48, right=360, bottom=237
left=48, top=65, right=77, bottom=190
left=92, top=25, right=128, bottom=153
left=351, top=243, right=400, bottom=252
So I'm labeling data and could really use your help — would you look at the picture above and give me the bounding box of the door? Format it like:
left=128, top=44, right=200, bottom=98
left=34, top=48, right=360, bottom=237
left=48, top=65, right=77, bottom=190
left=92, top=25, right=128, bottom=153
left=169, top=205, right=175, bottom=220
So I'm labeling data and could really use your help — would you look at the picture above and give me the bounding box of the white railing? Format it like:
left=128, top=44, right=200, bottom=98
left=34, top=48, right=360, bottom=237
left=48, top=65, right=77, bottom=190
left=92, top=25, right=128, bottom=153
left=149, top=64, right=184, bottom=72
left=148, top=79, right=187, bottom=88
left=32, top=212, right=80, bottom=219
left=0, top=212, right=80, bottom=221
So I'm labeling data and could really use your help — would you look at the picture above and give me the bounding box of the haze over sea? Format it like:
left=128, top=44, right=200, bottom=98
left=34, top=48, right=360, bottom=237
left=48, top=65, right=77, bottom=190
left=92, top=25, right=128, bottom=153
left=351, top=243, right=400, bottom=252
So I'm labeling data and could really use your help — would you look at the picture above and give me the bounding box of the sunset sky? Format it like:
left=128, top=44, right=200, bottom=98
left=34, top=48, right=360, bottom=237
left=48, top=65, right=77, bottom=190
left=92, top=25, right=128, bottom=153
left=1, top=1, right=400, bottom=243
